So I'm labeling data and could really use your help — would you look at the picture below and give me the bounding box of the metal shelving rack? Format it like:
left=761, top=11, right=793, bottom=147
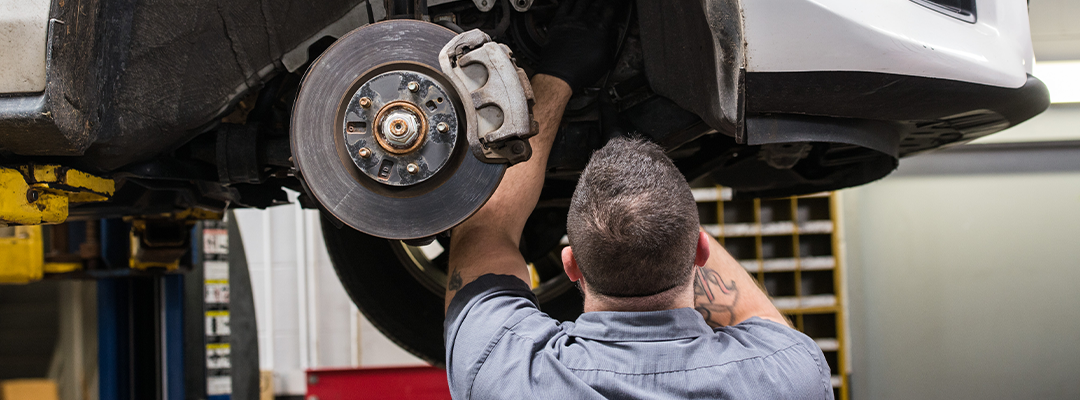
left=693, top=185, right=849, bottom=400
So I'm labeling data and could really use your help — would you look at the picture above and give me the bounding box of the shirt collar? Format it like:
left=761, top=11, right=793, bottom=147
left=567, top=308, right=715, bottom=342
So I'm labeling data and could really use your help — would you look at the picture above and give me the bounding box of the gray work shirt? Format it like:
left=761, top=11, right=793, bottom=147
left=445, top=274, right=833, bottom=399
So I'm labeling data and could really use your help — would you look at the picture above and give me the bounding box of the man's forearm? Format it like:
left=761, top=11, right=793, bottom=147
left=452, top=75, right=570, bottom=232
left=694, top=232, right=790, bottom=327
left=444, top=75, right=572, bottom=311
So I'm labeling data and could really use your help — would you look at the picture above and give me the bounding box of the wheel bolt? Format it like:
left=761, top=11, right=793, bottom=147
left=407, top=81, right=419, bottom=92
left=436, top=122, right=449, bottom=133
left=359, top=97, right=371, bottom=108
left=406, top=163, right=419, bottom=174
left=358, top=148, right=371, bottom=158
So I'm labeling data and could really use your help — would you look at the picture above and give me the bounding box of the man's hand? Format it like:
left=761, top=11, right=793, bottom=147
left=445, top=75, right=572, bottom=312
left=536, top=0, right=623, bottom=92
left=444, top=0, right=623, bottom=311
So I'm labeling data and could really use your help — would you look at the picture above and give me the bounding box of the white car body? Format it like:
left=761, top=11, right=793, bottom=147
left=0, top=0, right=51, bottom=93
left=743, top=0, right=1034, bottom=88
left=2, top=0, right=1035, bottom=92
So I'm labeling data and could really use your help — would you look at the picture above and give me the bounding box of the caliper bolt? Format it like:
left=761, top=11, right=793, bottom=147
left=26, top=189, right=39, bottom=203
left=359, top=97, right=371, bottom=108
left=512, top=142, right=526, bottom=155
left=358, top=148, right=371, bottom=158
left=436, top=122, right=449, bottom=133
left=406, top=163, right=419, bottom=174
left=407, top=81, right=419, bottom=92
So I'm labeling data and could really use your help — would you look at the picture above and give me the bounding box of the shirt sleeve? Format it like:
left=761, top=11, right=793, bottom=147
left=444, top=274, right=545, bottom=398
left=721, top=317, right=835, bottom=399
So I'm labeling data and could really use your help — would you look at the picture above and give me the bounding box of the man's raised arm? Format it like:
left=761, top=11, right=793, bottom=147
left=693, top=230, right=791, bottom=327
left=443, top=0, right=619, bottom=312
left=444, top=75, right=570, bottom=311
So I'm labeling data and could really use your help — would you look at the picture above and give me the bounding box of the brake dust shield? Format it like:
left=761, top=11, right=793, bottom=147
left=291, top=21, right=505, bottom=240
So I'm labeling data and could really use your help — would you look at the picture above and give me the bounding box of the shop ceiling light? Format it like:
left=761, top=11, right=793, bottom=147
left=1034, top=60, right=1080, bottom=104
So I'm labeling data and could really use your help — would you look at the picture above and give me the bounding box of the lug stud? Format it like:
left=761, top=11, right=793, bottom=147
left=406, top=163, right=419, bottom=174
left=359, top=97, right=371, bottom=108
left=358, top=148, right=371, bottom=158
left=436, top=122, right=449, bottom=133
left=407, top=81, right=419, bottom=92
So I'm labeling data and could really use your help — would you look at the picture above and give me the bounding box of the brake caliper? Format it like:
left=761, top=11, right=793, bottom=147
left=439, top=29, right=538, bottom=165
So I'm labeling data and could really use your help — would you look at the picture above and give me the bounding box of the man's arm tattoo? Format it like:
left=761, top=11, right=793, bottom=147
left=693, top=266, right=739, bottom=327
left=447, top=270, right=463, bottom=291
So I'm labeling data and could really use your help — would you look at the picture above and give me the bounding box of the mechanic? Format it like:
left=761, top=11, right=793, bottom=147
left=443, top=0, right=833, bottom=398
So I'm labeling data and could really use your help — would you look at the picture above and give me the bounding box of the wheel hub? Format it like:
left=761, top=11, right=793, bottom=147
left=343, top=70, right=459, bottom=186
left=378, top=103, right=424, bottom=152
left=291, top=20, right=506, bottom=239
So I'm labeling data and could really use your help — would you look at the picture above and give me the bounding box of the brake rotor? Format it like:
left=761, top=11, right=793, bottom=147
left=291, top=20, right=505, bottom=240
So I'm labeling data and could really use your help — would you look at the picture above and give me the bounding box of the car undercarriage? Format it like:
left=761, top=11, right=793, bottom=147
left=0, top=0, right=1049, bottom=364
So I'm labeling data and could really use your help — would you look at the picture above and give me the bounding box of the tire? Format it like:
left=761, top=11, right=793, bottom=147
left=321, top=200, right=583, bottom=366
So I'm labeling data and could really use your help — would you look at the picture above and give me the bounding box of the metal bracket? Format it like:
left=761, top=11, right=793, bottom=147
left=471, top=0, right=495, bottom=12
left=468, top=0, right=533, bottom=12
left=127, top=208, right=223, bottom=271
left=509, top=0, right=533, bottom=12
left=439, top=29, right=538, bottom=165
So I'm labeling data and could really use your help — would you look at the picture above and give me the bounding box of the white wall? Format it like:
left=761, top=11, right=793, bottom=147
left=48, top=281, right=97, bottom=400
left=233, top=191, right=424, bottom=396
left=842, top=165, right=1080, bottom=399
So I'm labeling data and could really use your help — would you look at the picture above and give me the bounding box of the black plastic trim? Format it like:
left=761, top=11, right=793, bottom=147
left=746, top=115, right=901, bottom=157
left=746, top=72, right=1049, bottom=137
left=635, top=0, right=744, bottom=137
left=911, top=0, right=977, bottom=23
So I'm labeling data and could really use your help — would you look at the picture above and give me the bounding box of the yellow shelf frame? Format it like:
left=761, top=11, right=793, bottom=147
left=707, top=187, right=849, bottom=400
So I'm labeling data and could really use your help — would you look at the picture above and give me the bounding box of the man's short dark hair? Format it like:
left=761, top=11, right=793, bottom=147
left=566, top=137, right=699, bottom=298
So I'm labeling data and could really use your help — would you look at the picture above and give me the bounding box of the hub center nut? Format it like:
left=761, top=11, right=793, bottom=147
left=374, top=101, right=428, bottom=154
left=383, top=110, right=420, bottom=146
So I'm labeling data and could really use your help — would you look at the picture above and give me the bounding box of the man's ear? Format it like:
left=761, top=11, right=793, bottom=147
left=694, top=231, right=711, bottom=267
left=561, top=246, right=582, bottom=282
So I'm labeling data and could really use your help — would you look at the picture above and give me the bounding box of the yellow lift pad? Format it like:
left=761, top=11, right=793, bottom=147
left=0, top=226, right=44, bottom=283
left=0, top=165, right=115, bottom=226
left=0, top=225, right=83, bottom=284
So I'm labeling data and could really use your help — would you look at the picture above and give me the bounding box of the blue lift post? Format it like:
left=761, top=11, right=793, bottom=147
left=96, top=218, right=189, bottom=400
left=96, top=274, right=186, bottom=399
left=93, top=216, right=252, bottom=400
left=97, top=277, right=129, bottom=400
left=164, top=274, right=185, bottom=400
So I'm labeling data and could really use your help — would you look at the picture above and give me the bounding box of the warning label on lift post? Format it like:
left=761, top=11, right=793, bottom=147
left=202, top=220, right=232, bottom=399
